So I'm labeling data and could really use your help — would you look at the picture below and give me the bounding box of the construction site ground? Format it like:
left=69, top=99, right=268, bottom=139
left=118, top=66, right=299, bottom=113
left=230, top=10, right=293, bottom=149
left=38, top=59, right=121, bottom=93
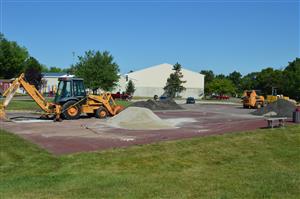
left=1, top=104, right=278, bottom=155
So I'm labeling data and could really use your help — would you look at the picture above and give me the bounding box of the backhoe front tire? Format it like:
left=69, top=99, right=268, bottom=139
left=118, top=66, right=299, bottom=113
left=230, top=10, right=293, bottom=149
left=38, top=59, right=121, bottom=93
left=62, top=101, right=81, bottom=120
left=95, top=107, right=108, bottom=119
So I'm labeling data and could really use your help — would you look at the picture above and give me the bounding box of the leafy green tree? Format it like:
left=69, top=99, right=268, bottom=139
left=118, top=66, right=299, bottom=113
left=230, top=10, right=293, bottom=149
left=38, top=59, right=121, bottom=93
left=49, top=67, right=63, bottom=73
left=227, top=71, right=242, bottom=94
left=0, top=33, right=29, bottom=78
left=126, top=80, right=136, bottom=95
left=200, top=70, right=215, bottom=94
left=200, top=70, right=214, bottom=83
left=282, top=58, right=300, bottom=101
left=228, top=71, right=242, bottom=85
left=23, top=57, right=43, bottom=72
left=215, top=74, right=226, bottom=79
left=240, top=72, right=259, bottom=91
left=256, top=67, right=283, bottom=95
left=23, top=57, right=43, bottom=89
left=207, top=78, right=236, bottom=95
left=164, top=63, right=186, bottom=98
left=73, top=50, right=120, bottom=93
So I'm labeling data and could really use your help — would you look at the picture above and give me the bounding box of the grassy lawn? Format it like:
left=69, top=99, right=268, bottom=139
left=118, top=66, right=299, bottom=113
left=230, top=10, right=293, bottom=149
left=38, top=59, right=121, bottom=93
left=0, top=126, right=299, bottom=198
left=1, top=99, right=132, bottom=111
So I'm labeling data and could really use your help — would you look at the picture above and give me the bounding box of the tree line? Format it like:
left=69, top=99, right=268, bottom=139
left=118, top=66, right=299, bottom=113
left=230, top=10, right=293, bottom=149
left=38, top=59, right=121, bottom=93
left=0, top=33, right=120, bottom=92
left=200, top=58, right=300, bottom=101
left=1, top=33, right=299, bottom=100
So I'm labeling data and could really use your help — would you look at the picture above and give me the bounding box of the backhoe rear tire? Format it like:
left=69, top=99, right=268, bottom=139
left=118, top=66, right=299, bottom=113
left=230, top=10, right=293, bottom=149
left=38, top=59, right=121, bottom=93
left=62, top=100, right=81, bottom=120
left=95, top=107, right=108, bottom=119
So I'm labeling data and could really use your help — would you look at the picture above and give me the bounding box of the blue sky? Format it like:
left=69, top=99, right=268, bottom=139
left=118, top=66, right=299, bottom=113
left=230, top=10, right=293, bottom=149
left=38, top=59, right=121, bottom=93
left=1, top=0, right=299, bottom=75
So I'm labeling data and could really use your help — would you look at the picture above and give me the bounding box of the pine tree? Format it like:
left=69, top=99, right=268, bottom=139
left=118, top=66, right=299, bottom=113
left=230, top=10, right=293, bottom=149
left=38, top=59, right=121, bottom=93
left=126, top=80, right=136, bottom=95
left=164, top=63, right=186, bottom=98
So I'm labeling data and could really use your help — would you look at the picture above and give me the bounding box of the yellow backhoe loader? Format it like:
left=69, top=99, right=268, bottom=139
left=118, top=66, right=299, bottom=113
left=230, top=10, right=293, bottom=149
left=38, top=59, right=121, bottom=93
left=0, top=73, right=123, bottom=121
left=242, top=90, right=265, bottom=109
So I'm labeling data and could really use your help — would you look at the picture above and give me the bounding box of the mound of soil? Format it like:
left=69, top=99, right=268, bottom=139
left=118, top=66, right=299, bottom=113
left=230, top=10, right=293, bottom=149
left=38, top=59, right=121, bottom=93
left=252, top=99, right=296, bottom=118
left=106, top=107, right=175, bottom=130
left=130, top=99, right=183, bottom=110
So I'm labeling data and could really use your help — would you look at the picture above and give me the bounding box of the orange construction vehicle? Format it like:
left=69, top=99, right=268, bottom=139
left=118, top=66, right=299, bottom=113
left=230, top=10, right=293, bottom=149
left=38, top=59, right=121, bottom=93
left=242, top=90, right=265, bottom=109
left=0, top=73, right=123, bottom=121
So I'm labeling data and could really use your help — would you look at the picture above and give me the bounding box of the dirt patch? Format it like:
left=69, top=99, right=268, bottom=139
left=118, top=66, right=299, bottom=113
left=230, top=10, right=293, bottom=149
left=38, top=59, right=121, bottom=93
left=106, top=107, right=175, bottom=130
left=131, top=99, right=182, bottom=110
left=252, top=99, right=296, bottom=118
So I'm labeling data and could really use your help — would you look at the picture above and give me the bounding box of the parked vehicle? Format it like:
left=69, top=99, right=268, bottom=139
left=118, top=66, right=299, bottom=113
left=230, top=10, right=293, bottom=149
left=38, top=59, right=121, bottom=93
left=111, top=92, right=131, bottom=100
left=212, top=94, right=230, bottom=100
left=186, top=97, right=195, bottom=104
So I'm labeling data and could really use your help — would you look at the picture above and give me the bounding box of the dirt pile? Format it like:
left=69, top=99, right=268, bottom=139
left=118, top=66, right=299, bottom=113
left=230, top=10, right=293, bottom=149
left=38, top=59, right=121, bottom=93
left=106, top=107, right=175, bottom=130
left=130, top=99, right=183, bottom=110
left=252, top=99, right=296, bottom=118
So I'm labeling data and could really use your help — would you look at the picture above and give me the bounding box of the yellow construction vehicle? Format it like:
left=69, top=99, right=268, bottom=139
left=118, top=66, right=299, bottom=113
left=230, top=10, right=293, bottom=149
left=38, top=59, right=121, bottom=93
left=266, top=87, right=289, bottom=103
left=242, top=90, right=265, bottom=109
left=0, top=73, right=123, bottom=121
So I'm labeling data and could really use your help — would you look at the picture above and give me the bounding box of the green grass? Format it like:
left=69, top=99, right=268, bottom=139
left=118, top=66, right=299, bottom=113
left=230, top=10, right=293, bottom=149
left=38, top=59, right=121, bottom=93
left=1, top=126, right=299, bottom=198
left=2, top=100, right=41, bottom=111
left=1, top=99, right=132, bottom=111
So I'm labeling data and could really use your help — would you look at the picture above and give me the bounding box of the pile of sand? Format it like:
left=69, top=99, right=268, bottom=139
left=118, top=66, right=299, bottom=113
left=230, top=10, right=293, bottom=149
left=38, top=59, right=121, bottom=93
left=252, top=99, right=297, bottom=118
left=106, top=107, right=175, bottom=130
left=131, top=99, right=182, bottom=110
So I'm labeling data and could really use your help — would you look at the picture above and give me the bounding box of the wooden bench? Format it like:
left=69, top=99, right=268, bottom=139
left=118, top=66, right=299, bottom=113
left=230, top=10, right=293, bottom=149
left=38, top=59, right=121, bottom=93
left=266, top=117, right=287, bottom=128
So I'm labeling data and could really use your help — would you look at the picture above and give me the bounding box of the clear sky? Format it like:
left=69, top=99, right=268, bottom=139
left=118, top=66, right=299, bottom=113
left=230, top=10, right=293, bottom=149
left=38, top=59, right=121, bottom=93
left=1, top=0, right=299, bottom=75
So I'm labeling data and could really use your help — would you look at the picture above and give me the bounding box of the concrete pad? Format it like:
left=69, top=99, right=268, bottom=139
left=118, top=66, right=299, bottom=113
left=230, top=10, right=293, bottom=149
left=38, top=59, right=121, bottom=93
left=0, top=104, right=278, bottom=155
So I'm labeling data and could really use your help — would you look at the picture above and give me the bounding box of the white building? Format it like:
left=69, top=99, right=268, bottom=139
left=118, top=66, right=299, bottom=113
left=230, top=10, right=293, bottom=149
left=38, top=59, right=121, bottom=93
left=116, top=63, right=205, bottom=99
left=42, top=73, right=74, bottom=93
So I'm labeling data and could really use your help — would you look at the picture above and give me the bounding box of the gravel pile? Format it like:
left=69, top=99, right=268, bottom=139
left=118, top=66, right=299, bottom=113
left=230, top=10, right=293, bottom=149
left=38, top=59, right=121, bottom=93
left=106, top=107, right=175, bottom=130
left=252, top=99, right=296, bottom=118
left=131, top=99, right=183, bottom=110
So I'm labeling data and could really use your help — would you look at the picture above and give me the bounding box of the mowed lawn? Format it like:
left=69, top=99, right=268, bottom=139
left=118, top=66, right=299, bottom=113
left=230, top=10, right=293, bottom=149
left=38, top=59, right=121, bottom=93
left=1, top=99, right=132, bottom=111
left=0, top=126, right=299, bottom=198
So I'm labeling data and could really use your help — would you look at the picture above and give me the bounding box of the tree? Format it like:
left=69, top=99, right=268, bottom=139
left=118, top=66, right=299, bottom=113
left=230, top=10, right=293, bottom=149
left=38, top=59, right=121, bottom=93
left=206, top=78, right=236, bottom=95
left=23, top=57, right=43, bottom=90
left=164, top=63, right=186, bottom=98
left=227, top=71, right=242, bottom=94
left=126, top=80, right=135, bottom=95
left=23, top=57, right=43, bottom=72
left=0, top=33, right=29, bottom=78
left=240, top=72, right=259, bottom=91
left=48, top=67, right=63, bottom=73
left=200, top=70, right=215, bottom=94
left=228, top=71, right=242, bottom=85
left=256, top=67, right=283, bottom=95
left=73, top=50, right=120, bottom=92
left=215, top=74, right=226, bottom=79
left=200, top=70, right=214, bottom=84
left=282, top=58, right=300, bottom=101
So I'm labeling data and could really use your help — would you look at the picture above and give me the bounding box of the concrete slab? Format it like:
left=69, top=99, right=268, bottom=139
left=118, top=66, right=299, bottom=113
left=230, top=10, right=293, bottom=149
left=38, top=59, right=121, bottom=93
left=0, top=104, right=277, bottom=155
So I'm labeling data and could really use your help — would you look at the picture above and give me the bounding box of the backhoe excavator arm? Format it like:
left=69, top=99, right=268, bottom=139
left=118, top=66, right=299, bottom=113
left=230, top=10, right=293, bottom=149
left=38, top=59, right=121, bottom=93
left=0, top=73, right=61, bottom=121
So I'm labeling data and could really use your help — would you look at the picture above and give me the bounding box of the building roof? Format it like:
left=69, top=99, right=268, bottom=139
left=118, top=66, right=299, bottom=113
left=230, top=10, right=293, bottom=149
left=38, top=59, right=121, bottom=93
left=127, top=63, right=204, bottom=88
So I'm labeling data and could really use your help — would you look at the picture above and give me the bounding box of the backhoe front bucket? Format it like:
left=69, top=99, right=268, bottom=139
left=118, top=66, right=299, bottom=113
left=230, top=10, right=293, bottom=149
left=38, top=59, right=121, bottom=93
left=0, top=105, right=9, bottom=121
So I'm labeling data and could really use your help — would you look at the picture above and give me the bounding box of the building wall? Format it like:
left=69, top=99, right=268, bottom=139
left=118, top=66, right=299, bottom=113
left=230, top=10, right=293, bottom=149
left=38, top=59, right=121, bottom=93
left=42, top=77, right=59, bottom=93
left=124, top=63, right=205, bottom=99
left=112, top=75, right=127, bottom=93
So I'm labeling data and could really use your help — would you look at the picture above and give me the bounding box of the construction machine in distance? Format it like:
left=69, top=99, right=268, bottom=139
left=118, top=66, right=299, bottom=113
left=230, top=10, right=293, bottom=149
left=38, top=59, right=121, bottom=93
left=242, top=90, right=265, bottom=109
left=266, top=87, right=290, bottom=104
left=0, top=73, right=123, bottom=121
